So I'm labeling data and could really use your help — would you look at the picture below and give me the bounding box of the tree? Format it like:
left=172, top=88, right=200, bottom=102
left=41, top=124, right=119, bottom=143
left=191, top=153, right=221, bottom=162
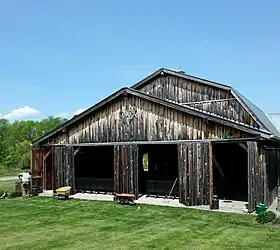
left=0, top=116, right=67, bottom=170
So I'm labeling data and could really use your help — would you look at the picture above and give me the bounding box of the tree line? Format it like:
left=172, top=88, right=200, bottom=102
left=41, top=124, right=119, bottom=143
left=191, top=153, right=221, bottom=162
left=0, top=116, right=67, bottom=171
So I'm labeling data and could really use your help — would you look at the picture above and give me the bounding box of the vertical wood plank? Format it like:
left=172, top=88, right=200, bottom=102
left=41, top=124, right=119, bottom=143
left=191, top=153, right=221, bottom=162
left=247, top=141, right=259, bottom=213
left=209, top=142, right=214, bottom=209
left=178, top=142, right=210, bottom=207
left=114, top=145, right=120, bottom=194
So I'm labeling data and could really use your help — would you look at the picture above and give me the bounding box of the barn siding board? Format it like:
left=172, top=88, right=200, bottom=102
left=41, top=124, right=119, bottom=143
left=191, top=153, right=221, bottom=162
left=30, top=148, right=44, bottom=190
left=247, top=142, right=267, bottom=212
left=178, top=142, right=211, bottom=206
left=52, top=146, right=75, bottom=192
left=51, top=95, right=249, bottom=145
left=114, top=144, right=138, bottom=197
left=263, top=148, right=278, bottom=206
left=136, top=75, right=260, bottom=129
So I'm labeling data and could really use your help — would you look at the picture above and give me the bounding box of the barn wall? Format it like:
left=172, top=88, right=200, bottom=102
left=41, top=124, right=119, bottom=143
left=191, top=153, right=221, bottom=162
left=247, top=142, right=274, bottom=212
left=177, top=142, right=211, bottom=206
left=30, top=148, right=45, bottom=190
left=135, top=74, right=259, bottom=129
left=263, top=148, right=279, bottom=206
left=114, top=144, right=139, bottom=197
left=52, top=146, right=75, bottom=192
left=51, top=95, right=250, bottom=145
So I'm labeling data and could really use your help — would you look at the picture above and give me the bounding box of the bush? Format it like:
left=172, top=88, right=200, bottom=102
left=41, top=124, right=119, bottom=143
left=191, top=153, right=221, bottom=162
left=0, top=190, right=21, bottom=199
left=256, top=211, right=277, bottom=224
left=272, top=216, right=280, bottom=224
left=9, top=191, right=22, bottom=198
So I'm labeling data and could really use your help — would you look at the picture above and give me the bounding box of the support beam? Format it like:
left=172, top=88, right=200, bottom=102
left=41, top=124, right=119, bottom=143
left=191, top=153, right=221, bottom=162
left=213, top=155, right=224, bottom=179
left=74, top=147, right=81, bottom=156
left=30, top=148, right=33, bottom=171
left=40, top=137, right=261, bottom=148
left=239, top=143, right=248, bottom=152
left=43, top=149, right=52, bottom=161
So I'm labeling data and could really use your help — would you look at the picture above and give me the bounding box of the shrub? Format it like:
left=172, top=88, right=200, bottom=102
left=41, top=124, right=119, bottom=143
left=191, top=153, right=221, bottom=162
left=272, top=216, right=280, bottom=224
left=256, top=211, right=277, bottom=224
left=9, top=191, right=22, bottom=198
left=0, top=190, right=21, bottom=199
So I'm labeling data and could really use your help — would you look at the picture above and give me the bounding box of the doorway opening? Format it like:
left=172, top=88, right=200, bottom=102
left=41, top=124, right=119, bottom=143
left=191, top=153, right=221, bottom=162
left=212, top=142, right=248, bottom=201
left=75, top=146, right=114, bottom=193
left=138, top=144, right=178, bottom=198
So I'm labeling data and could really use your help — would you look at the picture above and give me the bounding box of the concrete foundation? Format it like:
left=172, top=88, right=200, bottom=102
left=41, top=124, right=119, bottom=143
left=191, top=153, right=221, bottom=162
left=39, top=191, right=251, bottom=214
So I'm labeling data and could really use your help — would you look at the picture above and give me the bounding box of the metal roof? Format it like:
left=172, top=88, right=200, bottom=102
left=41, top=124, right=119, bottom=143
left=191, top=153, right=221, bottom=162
left=267, top=113, right=280, bottom=133
left=231, top=89, right=280, bottom=138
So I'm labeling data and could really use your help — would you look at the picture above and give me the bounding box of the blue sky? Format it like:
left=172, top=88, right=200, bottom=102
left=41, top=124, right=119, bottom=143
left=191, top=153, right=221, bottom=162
left=0, top=0, right=280, bottom=121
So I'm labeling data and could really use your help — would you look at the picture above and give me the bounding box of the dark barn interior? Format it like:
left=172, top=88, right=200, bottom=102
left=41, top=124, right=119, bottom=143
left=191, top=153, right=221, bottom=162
left=75, top=146, right=114, bottom=193
left=212, top=143, right=248, bottom=201
left=138, top=144, right=179, bottom=197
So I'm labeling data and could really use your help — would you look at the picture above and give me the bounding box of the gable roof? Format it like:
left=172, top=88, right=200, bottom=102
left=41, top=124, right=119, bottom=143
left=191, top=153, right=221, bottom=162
left=32, top=87, right=270, bottom=146
left=131, top=68, right=280, bottom=139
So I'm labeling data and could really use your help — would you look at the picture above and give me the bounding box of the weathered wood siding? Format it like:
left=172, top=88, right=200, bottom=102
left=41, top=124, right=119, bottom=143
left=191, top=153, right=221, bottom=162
left=177, top=142, right=211, bottom=206
left=135, top=75, right=260, bottom=129
left=264, top=148, right=279, bottom=206
left=52, top=146, right=75, bottom=192
left=51, top=95, right=250, bottom=145
left=247, top=142, right=265, bottom=212
left=114, top=144, right=138, bottom=197
left=30, top=148, right=44, bottom=190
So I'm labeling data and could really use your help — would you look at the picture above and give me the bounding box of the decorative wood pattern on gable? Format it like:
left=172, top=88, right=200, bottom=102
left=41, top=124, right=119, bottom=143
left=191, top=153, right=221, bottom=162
left=135, top=74, right=260, bottom=129
left=50, top=95, right=250, bottom=145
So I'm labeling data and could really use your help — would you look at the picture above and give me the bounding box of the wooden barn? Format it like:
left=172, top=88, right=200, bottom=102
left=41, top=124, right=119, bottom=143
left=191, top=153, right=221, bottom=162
left=31, top=68, right=280, bottom=212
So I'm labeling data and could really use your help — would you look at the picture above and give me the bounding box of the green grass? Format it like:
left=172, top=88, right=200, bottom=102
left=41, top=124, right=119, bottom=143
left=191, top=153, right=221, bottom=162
left=0, top=167, right=21, bottom=177
left=0, top=179, right=15, bottom=193
left=1, top=198, right=280, bottom=249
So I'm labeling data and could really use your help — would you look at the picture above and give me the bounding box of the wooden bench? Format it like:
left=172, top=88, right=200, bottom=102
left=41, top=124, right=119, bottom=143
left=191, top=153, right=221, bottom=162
left=115, top=193, right=136, bottom=205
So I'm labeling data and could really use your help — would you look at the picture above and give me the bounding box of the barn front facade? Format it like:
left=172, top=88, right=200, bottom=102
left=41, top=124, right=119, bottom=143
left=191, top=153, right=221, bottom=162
left=31, top=68, right=280, bottom=212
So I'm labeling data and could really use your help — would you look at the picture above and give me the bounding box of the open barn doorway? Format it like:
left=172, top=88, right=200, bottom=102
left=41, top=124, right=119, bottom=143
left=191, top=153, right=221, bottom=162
left=74, top=146, right=114, bottom=193
left=138, top=144, right=179, bottom=198
left=212, top=142, right=248, bottom=202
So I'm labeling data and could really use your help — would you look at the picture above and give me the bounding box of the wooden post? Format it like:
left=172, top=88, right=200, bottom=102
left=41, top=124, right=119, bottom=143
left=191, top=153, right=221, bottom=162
left=209, top=142, right=214, bottom=210
left=277, top=150, right=280, bottom=211
left=30, top=148, right=33, bottom=190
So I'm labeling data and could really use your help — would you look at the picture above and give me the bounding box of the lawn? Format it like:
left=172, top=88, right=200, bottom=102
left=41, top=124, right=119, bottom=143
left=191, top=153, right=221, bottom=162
left=1, top=198, right=280, bottom=249
left=0, top=179, right=15, bottom=193
left=0, top=167, right=21, bottom=177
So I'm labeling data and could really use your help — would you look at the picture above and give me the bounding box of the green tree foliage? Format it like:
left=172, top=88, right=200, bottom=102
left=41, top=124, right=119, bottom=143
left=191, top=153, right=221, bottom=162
left=0, top=116, right=67, bottom=170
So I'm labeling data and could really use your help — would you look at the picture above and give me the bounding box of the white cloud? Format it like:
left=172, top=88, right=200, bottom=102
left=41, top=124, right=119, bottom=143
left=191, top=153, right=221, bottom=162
left=73, top=108, right=87, bottom=116
left=0, top=106, right=40, bottom=120
left=55, top=112, right=68, bottom=118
